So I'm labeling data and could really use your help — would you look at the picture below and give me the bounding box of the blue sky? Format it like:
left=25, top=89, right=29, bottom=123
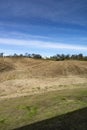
left=0, top=0, right=87, bottom=56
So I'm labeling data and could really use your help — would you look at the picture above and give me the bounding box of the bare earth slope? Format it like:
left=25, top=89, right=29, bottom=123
left=0, top=57, right=87, bottom=99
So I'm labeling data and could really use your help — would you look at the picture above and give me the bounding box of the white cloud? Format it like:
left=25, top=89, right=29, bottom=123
left=0, top=38, right=87, bottom=51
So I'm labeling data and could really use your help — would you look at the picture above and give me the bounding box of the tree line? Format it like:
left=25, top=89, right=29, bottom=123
left=50, top=53, right=87, bottom=61
left=0, top=52, right=87, bottom=61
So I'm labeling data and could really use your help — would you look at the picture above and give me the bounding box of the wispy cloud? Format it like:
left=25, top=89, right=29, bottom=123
left=0, top=30, right=49, bottom=40
left=0, top=38, right=87, bottom=51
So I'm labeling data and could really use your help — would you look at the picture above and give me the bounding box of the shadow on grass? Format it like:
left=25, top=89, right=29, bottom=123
left=14, top=107, right=87, bottom=130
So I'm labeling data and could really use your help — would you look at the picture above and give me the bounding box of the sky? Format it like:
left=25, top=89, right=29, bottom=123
left=0, top=0, right=87, bottom=56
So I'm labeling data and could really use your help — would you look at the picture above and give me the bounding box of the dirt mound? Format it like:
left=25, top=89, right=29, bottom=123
left=15, top=58, right=87, bottom=77
left=0, top=57, right=87, bottom=77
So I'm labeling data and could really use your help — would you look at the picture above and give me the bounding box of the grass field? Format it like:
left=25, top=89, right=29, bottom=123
left=0, top=57, right=87, bottom=129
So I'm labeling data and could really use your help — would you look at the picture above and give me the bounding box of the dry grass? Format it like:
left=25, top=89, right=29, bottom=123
left=0, top=57, right=87, bottom=99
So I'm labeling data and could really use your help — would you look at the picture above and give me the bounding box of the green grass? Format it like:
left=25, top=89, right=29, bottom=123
left=0, top=118, right=6, bottom=124
left=18, top=105, right=38, bottom=118
left=0, top=85, right=87, bottom=130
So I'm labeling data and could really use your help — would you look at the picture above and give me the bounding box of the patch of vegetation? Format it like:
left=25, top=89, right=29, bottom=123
left=25, top=106, right=38, bottom=117
left=61, top=97, right=67, bottom=101
left=22, top=106, right=38, bottom=118
left=0, top=118, right=6, bottom=124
